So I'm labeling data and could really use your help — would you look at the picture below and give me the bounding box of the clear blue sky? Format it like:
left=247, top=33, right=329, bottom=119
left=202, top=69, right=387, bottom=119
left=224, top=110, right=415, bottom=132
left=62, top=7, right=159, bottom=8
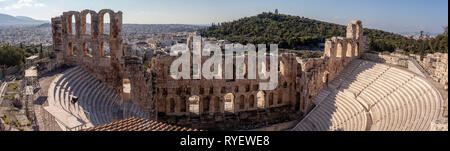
left=0, top=0, right=448, bottom=33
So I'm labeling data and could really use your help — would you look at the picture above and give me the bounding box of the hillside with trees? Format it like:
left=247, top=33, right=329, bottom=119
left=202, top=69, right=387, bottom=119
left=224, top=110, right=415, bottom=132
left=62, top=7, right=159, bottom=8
left=0, top=44, right=42, bottom=67
left=201, top=12, right=448, bottom=54
left=0, top=46, right=27, bottom=67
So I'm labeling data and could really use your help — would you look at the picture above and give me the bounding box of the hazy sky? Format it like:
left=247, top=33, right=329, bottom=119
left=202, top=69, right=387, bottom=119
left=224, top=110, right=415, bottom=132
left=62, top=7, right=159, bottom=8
left=0, top=0, right=448, bottom=33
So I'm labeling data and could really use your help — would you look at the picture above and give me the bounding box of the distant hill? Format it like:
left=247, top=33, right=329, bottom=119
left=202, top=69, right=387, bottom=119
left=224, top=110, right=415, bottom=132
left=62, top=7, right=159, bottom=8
left=37, top=23, right=52, bottom=28
left=0, top=13, right=48, bottom=26
left=201, top=12, right=407, bottom=51
left=122, top=24, right=207, bottom=34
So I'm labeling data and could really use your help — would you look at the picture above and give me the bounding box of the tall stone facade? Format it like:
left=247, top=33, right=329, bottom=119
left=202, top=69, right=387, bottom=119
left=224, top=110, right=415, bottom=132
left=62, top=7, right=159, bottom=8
left=51, top=9, right=156, bottom=120
left=51, top=10, right=368, bottom=130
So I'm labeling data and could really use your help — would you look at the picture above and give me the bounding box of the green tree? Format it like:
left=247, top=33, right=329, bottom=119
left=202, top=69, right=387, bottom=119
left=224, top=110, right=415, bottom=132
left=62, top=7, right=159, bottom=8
left=0, top=46, right=29, bottom=67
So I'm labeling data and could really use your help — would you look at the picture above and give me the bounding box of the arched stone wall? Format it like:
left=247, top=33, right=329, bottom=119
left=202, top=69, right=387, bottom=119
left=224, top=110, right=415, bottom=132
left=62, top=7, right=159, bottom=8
left=98, top=9, right=115, bottom=35
left=53, top=9, right=125, bottom=95
left=346, top=20, right=363, bottom=40
left=52, top=10, right=369, bottom=129
left=55, top=9, right=123, bottom=62
left=80, top=10, right=96, bottom=35
left=347, top=41, right=354, bottom=58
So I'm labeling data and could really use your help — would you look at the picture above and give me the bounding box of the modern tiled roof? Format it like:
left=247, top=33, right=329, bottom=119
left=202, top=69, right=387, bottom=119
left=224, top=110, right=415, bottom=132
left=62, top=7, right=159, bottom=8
left=81, top=117, right=201, bottom=131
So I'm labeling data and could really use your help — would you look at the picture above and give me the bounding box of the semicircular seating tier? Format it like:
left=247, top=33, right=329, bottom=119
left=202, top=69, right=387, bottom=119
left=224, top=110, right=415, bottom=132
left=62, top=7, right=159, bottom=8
left=293, top=59, right=444, bottom=131
left=47, top=66, right=149, bottom=130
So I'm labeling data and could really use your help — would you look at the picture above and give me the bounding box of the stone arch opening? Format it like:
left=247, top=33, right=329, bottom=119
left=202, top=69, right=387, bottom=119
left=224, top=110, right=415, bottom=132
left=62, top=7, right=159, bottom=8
left=68, top=42, right=74, bottom=56
left=224, top=93, right=234, bottom=113
left=277, top=92, right=283, bottom=105
left=157, top=99, right=166, bottom=114
left=122, top=78, right=131, bottom=101
left=100, top=12, right=111, bottom=35
left=176, top=88, right=182, bottom=94
left=337, top=42, right=344, bottom=58
left=253, top=84, right=259, bottom=91
left=203, top=96, right=211, bottom=113
left=279, top=61, right=286, bottom=75
left=82, top=42, right=93, bottom=57
left=249, top=95, right=255, bottom=109
left=356, top=22, right=362, bottom=40
left=268, top=92, right=274, bottom=106
left=179, top=97, right=187, bottom=113
left=257, top=91, right=265, bottom=108
left=199, top=87, right=205, bottom=95
left=346, top=42, right=353, bottom=57
left=189, top=95, right=200, bottom=115
left=209, top=87, right=214, bottom=95
left=169, top=98, right=175, bottom=113
left=238, top=95, right=245, bottom=111
left=100, top=41, right=111, bottom=57
left=68, top=14, right=76, bottom=35
left=323, top=71, right=330, bottom=84
left=213, top=96, right=220, bottom=113
left=162, top=88, right=168, bottom=97
left=185, top=87, right=191, bottom=96
left=221, top=87, right=226, bottom=94
left=82, top=12, right=92, bottom=35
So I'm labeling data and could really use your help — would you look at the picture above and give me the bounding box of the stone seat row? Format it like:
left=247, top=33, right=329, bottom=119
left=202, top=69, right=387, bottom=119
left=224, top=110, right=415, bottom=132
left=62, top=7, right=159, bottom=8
left=294, top=59, right=444, bottom=131
left=369, top=77, right=442, bottom=131
left=357, top=68, right=415, bottom=106
left=333, top=61, right=389, bottom=92
left=47, top=66, right=150, bottom=129
left=339, top=65, right=390, bottom=95
left=296, top=90, right=368, bottom=131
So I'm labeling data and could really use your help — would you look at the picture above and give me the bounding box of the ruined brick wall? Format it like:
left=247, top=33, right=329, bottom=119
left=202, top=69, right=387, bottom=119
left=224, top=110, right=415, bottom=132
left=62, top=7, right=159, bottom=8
left=150, top=54, right=305, bottom=129
left=149, top=21, right=367, bottom=130
left=51, top=9, right=124, bottom=92
left=322, top=20, right=368, bottom=85
left=51, top=9, right=156, bottom=120
left=361, top=52, right=448, bottom=88
left=417, top=53, right=448, bottom=87
left=361, top=52, right=410, bottom=67
left=39, top=107, right=63, bottom=131
left=52, top=10, right=368, bottom=129
left=122, top=56, right=156, bottom=120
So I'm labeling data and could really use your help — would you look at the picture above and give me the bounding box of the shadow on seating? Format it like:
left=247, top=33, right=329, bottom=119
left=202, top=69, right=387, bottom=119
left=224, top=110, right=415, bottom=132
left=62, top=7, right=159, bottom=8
left=34, top=96, right=47, bottom=105
left=293, top=60, right=376, bottom=131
